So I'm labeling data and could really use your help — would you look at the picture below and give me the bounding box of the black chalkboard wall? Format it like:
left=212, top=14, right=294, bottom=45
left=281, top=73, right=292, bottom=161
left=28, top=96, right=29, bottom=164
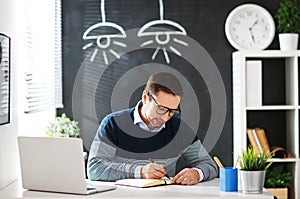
left=61, top=0, right=282, bottom=167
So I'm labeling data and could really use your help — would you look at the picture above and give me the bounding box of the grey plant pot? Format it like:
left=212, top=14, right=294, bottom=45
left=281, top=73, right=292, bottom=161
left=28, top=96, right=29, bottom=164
left=240, top=170, right=266, bottom=194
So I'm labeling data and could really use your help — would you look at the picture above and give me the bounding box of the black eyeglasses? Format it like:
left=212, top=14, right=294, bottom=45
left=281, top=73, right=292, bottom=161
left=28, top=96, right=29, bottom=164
left=148, top=92, right=181, bottom=117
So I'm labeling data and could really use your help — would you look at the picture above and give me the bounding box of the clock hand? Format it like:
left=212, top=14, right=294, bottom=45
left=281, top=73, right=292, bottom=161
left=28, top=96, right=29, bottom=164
left=248, top=20, right=259, bottom=32
left=248, top=20, right=258, bottom=44
left=248, top=28, right=256, bottom=43
left=250, top=20, right=259, bottom=29
left=251, top=34, right=256, bottom=43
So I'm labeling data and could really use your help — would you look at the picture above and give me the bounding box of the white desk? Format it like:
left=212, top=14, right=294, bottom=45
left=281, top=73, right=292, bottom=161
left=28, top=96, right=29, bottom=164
left=0, top=178, right=274, bottom=198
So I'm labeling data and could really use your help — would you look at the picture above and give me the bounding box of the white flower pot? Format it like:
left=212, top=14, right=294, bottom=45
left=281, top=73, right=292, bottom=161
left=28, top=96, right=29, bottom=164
left=279, top=33, right=299, bottom=51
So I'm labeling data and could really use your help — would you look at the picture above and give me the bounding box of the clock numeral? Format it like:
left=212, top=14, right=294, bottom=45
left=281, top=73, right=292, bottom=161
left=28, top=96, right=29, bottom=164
left=265, top=26, right=268, bottom=31
left=239, top=14, right=245, bottom=19
left=261, top=18, right=265, bottom=23
left=246, top=11, right=252, bottom=16
left=235, top=20, right=241, bottom=25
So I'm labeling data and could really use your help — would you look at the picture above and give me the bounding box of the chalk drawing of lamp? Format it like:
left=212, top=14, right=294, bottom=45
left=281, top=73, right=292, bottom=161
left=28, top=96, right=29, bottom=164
left=137, top=0, right=188, bottom=64
left=82, top=0, right=127, bottom=64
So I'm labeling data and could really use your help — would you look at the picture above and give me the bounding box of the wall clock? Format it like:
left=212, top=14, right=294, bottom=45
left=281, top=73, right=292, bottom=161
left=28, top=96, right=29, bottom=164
left=225, top=4, right=275, bottom=50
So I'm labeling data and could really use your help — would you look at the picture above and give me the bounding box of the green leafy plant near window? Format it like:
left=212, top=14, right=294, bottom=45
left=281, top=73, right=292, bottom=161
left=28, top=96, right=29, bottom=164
left=46, top=113, right=80, bottom=138
left=239, top=146, right=273, bottom=171
left=265, top=165, right=293, bottom=188
left=275, top=0, right=300, bottom=33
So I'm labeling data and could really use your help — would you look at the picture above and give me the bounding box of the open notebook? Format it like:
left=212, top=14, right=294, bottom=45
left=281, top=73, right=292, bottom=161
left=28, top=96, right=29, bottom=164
left=18, top=136, right=116, bottom=195
left=115, top=177, right=172, bottom=188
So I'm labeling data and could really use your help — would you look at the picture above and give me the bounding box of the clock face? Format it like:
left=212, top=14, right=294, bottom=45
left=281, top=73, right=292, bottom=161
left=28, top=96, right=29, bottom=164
left=225, top=4, right=275, bottom=50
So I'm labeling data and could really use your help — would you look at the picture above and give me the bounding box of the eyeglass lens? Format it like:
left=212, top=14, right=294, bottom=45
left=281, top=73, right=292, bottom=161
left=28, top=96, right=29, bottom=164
left=148, top=92, right=180, bottom=117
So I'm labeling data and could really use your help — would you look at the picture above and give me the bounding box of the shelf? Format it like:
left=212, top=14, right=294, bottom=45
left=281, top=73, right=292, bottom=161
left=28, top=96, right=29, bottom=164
left=246, top=105, right=297, bottom=110
left=268, top=158, right=298, bottom=163
left=233, top=50, right=300, bottom=199
left=233, top=50, right=300, bottom=58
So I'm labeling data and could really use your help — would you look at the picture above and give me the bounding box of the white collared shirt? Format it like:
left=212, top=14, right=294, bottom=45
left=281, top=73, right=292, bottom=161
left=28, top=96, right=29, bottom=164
left=133, top=100, right=165, bottom=133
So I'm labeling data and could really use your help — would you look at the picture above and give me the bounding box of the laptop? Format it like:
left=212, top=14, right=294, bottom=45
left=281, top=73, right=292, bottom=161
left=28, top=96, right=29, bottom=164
left=18, top=136, right=116, bottom=195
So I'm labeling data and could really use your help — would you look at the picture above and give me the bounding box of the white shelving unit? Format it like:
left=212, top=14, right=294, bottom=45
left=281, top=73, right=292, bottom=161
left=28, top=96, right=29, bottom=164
left=232, top=50, right=300, bottom=199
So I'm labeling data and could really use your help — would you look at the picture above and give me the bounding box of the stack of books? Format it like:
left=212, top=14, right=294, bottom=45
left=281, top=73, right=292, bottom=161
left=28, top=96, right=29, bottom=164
left=247, top=128, right=291, bottom=158
left=247, top=128, right=270, bottom=153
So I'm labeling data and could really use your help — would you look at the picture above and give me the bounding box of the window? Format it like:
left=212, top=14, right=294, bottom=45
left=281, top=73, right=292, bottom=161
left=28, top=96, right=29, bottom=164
left=24, top=0, right=63, bottom=113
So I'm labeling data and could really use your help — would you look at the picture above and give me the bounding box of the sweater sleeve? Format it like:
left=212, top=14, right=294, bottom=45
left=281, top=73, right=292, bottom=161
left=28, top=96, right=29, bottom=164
left=87, top=115, right=140, bottom=181
left=181, top=140, right=218, bottom=181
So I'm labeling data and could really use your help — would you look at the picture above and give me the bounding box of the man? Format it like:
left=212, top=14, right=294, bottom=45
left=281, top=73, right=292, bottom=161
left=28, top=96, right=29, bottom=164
left=88, top=72, right=218, bottom=185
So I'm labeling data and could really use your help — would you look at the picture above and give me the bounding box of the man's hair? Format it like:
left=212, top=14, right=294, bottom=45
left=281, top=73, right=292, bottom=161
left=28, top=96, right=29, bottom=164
left=145, top=72, right=183, bottom=97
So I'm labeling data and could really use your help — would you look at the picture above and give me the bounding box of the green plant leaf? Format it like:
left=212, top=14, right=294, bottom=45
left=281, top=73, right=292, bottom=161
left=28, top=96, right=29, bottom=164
left=275, top=0, right=300, bottom=33
left=264, top=165, right=293, bottom=188
left=46, top=113, right=80, bottom=138
left=239, top=145, right=273, bottom=171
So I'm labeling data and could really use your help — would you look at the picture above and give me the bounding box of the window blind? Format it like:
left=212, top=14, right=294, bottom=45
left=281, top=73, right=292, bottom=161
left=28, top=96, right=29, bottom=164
left=24, top=0, right=63, bottom=113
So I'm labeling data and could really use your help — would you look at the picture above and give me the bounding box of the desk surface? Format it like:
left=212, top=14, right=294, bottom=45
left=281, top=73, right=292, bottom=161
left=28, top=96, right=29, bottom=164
left=0, top=178, right=273, bottom=198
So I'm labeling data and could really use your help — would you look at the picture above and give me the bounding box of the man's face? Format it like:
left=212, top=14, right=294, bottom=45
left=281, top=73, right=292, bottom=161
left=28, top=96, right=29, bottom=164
left=141, top=91, right=181, bottom=129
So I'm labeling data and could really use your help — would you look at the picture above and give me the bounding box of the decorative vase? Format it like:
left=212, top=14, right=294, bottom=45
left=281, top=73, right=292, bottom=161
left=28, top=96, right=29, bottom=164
left=279, top=33, right=299, bottom=51
left=240, top=170, right=266, bottom=194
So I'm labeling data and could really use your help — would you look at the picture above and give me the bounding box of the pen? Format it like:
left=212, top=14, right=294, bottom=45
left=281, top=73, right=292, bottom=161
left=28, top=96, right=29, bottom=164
left=149, top=158, right=171, bottom=179
left=213, top=156, right=224, bottom=169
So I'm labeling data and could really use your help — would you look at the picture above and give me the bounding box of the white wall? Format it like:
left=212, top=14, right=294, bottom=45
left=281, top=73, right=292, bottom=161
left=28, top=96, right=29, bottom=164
left=0, top=0, right=20, bottom=190
left=0, top=0, right=56, bottom=190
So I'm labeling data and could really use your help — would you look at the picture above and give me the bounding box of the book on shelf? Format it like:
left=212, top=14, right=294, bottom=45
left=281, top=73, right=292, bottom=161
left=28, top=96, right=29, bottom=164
left=254, top=127, right=270, bottom=154
left=247, top=127, right=292, bottom=158
left=247, top=127, right=270, bottom=153
left=247, top=128, right=262, bottom=152
left=246, top=60, right=262, bottom=107
left=115, top=178, right=172, bottom=188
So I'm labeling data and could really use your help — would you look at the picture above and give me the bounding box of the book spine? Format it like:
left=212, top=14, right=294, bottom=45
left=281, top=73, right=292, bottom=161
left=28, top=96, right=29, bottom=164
left=251, top=129, right=263, bottom=152
left=246, top=61, right=262, bottom=107
left=247, top=128, right=258, bottom=150
left=255, top=128, right=270, bottom=153
left=247, top=128, right=263, bottom=152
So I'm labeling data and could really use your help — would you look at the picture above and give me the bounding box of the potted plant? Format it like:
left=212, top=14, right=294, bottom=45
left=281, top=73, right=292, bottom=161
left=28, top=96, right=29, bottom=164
left=46, top=113, right=80, bottom=138
left=265, top=165, right=293, bottom=199
left=239, top=146, right=273, bottom=194
left=275, top=0, right=300, bottom=50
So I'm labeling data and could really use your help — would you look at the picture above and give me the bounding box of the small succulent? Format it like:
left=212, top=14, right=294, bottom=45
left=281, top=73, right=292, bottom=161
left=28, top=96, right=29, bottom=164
left=46, top=113, right=80, bottom=138
left=239, top=146, right=273, bottom=171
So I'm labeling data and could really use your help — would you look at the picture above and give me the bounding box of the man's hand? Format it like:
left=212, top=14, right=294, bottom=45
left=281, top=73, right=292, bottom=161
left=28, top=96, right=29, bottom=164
left=141, top=163, right=167, bottom=179
left=171, top=168, right=200, bottom=185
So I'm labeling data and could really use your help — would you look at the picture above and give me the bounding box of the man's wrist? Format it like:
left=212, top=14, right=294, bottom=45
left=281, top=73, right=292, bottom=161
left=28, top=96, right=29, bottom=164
left=134, top=166, right=143, bottom=178
left=192, top=168, right=204, bottom=182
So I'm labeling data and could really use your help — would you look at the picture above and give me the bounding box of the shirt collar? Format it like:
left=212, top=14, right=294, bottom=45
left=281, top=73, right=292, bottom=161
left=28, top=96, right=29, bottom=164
left=133, top=101, right=165, bottom=132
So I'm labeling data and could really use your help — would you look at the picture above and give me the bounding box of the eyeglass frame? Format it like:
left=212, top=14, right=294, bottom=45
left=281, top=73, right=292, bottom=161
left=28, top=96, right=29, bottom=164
left=147, top=92, right=181, bottom=117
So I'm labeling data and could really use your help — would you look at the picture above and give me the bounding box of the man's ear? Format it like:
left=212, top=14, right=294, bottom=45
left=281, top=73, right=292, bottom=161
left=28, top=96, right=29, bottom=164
left=142, top=90, right=148, bottom=104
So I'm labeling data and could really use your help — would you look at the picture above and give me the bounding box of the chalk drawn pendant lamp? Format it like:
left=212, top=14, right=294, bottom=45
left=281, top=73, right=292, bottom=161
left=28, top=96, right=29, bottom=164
left=82, top=0, right=127, bottom=63
left=137, top=0, right=188, bottom=64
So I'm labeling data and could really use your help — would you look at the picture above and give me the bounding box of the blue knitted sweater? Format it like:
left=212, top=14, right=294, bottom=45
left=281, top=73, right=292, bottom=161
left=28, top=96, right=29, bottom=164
left=88, top=107, right=218, bottom=181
